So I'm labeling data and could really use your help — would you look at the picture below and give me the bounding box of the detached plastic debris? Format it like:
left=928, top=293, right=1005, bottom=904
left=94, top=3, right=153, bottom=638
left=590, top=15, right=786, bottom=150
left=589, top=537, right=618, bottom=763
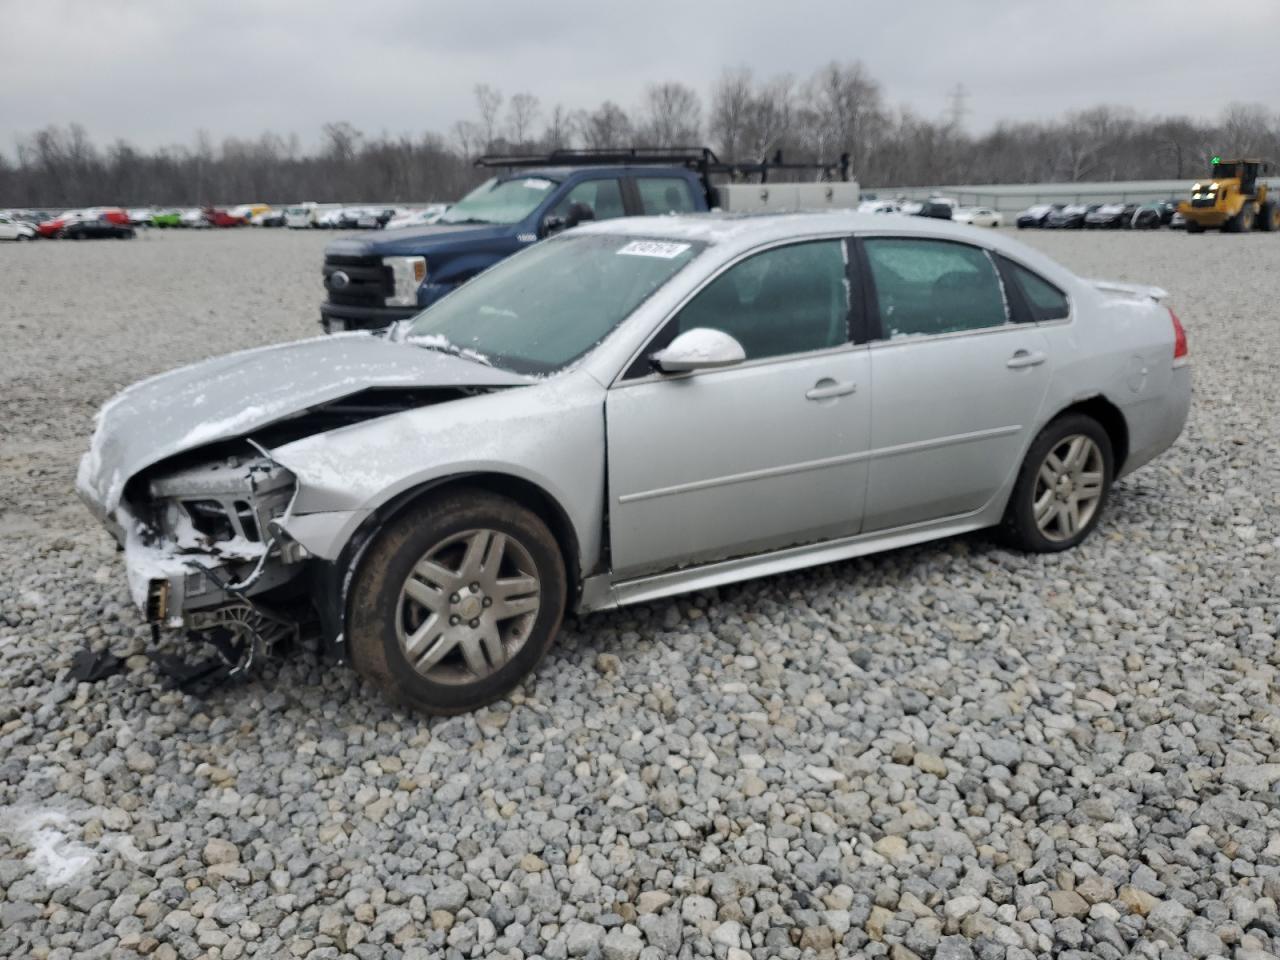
left=147, top=628, right=252, bottom=694
left=65, top=645, right=125, bottom=683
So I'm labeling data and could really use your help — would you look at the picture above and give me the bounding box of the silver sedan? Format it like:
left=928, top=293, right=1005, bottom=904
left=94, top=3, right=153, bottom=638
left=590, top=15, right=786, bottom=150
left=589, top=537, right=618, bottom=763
left=78, top=212, right=1191, bottom=713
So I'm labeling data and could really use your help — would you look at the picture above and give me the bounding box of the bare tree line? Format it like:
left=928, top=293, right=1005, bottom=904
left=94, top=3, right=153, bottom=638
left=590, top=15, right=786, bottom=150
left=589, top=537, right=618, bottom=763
left=3, top=61, right=1278, bottom=208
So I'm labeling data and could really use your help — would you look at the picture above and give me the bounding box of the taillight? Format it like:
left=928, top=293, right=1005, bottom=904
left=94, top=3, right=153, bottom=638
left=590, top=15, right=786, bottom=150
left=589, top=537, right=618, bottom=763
left=1169, top=308, right=1188, bottom=361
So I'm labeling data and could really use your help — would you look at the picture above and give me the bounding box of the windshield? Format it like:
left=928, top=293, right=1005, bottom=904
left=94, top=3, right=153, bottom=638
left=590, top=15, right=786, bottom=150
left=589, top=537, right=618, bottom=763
left=400, top=233, right=704, bottom=375
left=439, top=176, right=557, bottom=225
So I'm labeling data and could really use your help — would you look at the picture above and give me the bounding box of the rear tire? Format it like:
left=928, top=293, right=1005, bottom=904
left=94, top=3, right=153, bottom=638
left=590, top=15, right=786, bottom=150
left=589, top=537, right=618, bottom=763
left=1259, top=201, right=1279, bottom=232
left=347, top=488, right=567, bottom=715
left=1000, top=414, right=1114, bottom=553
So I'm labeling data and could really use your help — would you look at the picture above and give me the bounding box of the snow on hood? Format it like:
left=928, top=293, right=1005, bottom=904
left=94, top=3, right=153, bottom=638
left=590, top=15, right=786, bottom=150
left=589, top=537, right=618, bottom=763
left=77, top=332, right=530, bottom=517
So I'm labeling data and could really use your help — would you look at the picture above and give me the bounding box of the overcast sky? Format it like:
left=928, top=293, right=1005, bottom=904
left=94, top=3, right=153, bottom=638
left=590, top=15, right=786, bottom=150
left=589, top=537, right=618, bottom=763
left=3, top=0, right=1278, bottom=153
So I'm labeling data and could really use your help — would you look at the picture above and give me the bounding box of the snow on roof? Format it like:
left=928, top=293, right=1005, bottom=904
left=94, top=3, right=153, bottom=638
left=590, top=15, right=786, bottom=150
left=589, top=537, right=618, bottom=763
left=576, top=210, right=1014, bottom=253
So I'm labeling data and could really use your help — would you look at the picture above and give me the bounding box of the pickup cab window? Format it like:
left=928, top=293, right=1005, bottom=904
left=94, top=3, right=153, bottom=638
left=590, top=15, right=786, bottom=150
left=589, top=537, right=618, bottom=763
left=550, top=178, right=626, bottom=222
left=636, top=177, right=697, bottom=214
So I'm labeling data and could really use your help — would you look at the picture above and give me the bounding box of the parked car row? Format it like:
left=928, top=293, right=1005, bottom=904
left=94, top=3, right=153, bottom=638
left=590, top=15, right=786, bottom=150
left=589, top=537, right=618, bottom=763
left=0, top=203, right=450, bottom=238
left=1018, top=200, right=1179, bottom=230
left=856, top=196, right=1001, bottom=227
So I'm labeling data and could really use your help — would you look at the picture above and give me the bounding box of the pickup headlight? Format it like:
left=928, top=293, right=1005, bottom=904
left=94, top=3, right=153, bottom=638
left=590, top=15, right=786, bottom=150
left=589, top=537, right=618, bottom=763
left=384, top=256, right=427, bottom=307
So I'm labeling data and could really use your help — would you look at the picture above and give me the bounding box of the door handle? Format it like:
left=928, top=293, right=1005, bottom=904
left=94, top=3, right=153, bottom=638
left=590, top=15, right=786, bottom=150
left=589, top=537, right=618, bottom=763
left=805, top=380, right=857, bottom=400
left=1006, top=350, right=1047, bottom=369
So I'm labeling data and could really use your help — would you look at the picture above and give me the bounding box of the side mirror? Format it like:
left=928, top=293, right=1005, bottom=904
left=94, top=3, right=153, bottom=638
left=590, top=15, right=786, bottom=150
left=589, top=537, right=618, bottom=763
left=540, top=213, right=566, bottom=237
left=564, top=202, right=595, bottom=229
left=651, top=328, right=746, bottom=374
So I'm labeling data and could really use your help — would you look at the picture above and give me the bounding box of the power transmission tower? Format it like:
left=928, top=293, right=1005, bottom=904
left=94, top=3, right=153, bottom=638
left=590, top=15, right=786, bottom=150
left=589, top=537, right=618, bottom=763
left=947, top=83, right=970, bottom=129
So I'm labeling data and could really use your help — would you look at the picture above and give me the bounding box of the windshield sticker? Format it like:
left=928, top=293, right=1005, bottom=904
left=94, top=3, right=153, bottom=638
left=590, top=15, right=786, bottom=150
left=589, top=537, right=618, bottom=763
left=616, top=240, right=692, bottom=259
left=522, top=178, right=554, bottom=190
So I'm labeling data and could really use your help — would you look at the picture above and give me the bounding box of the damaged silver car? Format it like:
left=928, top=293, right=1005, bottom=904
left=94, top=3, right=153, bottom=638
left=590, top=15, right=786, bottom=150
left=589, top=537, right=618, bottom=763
left=79, top=212, right=1191, bottom=713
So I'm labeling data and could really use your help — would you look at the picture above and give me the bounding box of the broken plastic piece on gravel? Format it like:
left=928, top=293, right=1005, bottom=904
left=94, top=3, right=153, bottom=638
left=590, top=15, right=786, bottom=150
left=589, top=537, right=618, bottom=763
left=65, top=646, right=124, bottom=683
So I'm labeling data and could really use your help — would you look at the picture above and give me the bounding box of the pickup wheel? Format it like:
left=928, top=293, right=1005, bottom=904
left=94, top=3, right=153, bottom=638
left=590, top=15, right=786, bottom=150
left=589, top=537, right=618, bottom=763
left=347, top=488, right=567, bottom=715
left=1000, top=414, right=1114, bottom=553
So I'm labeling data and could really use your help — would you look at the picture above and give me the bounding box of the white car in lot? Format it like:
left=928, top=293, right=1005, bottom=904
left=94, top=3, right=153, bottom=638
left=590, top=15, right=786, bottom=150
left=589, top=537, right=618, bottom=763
left=857, top=200, right=901, bottom=215
left=285, top=204, right=319, bottom=229
left=384, top=205, right=448, bottom=230
left=0, top=213, right=36, bottom=240
left=955, top=207, right=1003, bottom=228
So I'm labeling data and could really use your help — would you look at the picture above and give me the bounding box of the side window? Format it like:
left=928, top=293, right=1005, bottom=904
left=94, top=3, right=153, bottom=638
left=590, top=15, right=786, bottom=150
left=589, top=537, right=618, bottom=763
left=1005, top=259, right=1070, bottom=321
left=863, top=238, right=1008, bottom=339
left=670, top=240, right=850, bottom=361
left=636, top=177, right=697, bottom=214
left=551, top=178, right=625, bottom=222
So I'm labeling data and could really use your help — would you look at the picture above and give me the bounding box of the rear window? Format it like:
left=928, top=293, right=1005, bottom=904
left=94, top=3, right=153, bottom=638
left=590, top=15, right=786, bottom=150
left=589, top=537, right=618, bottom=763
left=1006, top=260, right=1070, bottom=321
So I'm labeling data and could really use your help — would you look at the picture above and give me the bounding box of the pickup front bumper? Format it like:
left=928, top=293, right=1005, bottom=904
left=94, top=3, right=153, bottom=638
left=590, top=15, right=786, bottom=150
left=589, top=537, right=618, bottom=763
left=320, top=302, right=419, bottom=333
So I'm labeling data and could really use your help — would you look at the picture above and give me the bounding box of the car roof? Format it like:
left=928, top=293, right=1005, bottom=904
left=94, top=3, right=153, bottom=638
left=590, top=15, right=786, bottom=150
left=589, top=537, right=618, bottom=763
left=575, top=210, right=979, bottom=249
left=574, top=210, right=1080, bottom=287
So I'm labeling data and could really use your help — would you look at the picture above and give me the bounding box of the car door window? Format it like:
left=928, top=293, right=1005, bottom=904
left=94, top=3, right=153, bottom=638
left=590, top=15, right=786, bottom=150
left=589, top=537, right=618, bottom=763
left=551, top=178, right=625, bottom=222
left=1004, top=259, right=1070, bottom=321
left=864, top=238, right=1008, bottom=339
left=669, top=240, right=850, bottom=362
left=635, top=177, right=697, bottom=214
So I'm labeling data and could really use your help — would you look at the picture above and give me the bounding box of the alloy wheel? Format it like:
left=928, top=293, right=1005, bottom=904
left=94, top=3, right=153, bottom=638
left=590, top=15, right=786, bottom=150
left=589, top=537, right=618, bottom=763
left=395, top=528, right=541, bottom=684
left=1032, top=434, right=1105, bottom=542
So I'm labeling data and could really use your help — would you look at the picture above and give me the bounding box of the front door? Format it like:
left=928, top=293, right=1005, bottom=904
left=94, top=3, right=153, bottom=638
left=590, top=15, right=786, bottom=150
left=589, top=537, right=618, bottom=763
left=605, top=238, right=871, bottom=579
left=859, top=236, right=1053, bottom=531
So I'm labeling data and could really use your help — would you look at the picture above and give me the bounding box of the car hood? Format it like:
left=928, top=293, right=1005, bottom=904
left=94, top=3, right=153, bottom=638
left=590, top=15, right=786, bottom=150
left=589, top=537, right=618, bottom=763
left=326, top=222, right=517, bottom=257
left=77, top=333, right=531, bottom=517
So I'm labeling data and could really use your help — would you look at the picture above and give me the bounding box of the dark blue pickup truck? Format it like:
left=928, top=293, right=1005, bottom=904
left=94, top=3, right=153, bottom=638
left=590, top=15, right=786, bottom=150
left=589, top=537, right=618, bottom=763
left=319, top=156, right=710, bottom=332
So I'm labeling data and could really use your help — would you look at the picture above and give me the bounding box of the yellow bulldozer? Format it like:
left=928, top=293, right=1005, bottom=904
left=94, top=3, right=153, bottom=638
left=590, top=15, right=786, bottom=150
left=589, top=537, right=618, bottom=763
left=1179, top=156, right=1278, bottom=233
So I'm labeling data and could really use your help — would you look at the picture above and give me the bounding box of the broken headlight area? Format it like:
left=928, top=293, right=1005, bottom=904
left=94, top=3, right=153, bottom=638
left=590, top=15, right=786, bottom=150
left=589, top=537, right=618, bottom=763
left=123, top=453, right=305, bottom=627
left=121, top=452, right=314, bottom=686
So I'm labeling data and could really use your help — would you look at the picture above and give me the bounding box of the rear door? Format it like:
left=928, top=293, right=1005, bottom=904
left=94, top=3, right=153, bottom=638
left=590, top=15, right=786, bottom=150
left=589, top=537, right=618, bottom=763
left=859, top=236, right=1052, bottom=532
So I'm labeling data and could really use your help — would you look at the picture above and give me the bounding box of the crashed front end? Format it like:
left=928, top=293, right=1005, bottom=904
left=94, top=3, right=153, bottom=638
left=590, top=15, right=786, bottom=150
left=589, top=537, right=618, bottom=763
left=122, top=453, right=301, bottom=627
left=78, top=447, right=310, bottom=675
left=73, top=333, right=543, bottom=682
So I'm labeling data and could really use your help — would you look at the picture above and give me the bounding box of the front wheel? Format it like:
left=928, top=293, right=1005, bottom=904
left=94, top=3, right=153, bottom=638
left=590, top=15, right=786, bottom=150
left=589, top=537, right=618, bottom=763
left=1000, top=414, right=1113, bottom=552
left=347, top=488, right=567, bottom=715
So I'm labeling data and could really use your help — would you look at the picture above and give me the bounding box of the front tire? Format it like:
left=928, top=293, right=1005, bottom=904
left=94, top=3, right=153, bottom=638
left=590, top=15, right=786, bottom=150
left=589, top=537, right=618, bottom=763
left=347, top=488, right=567, bottom=715
left=1226, top=205, right=1253, bottom=233
left=1000, top=414, right=1113, bottom=553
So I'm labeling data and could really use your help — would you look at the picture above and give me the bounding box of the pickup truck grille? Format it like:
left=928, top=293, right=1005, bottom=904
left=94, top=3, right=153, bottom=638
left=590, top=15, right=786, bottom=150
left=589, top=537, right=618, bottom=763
left=323, top=254, right=391, bottom=308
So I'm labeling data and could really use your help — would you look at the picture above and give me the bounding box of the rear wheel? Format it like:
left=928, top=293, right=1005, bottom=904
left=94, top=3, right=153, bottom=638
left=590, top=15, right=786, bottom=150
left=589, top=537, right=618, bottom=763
left=1000, top=414, right=1113, bottom=553
left=347, top=488, right=567, bottom=715
left=1259, top=201, right=1279, bottom=232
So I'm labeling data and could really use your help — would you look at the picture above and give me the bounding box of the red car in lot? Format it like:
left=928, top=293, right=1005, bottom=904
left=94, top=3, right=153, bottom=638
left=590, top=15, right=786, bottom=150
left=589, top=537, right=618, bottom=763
left=38, top=207, right=131, bottom=238
left=205, top=208, right=246, bottom=227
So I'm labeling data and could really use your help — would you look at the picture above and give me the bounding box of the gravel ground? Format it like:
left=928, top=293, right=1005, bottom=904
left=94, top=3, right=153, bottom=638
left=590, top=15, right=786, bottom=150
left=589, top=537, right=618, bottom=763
left=1, top=227, right=1278, bottom=960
